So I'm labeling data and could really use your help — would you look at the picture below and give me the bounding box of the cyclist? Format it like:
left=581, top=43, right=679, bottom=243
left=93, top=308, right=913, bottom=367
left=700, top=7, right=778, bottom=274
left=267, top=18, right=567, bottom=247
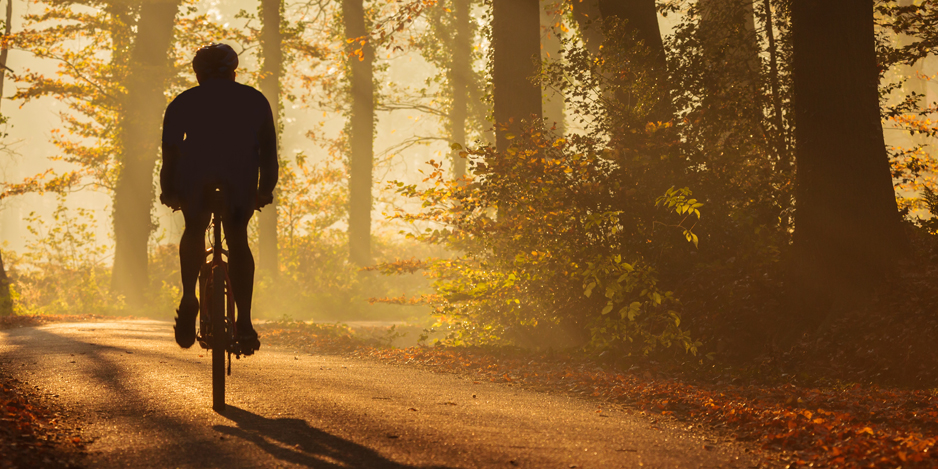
left=159, top=43, right=278, bottom=354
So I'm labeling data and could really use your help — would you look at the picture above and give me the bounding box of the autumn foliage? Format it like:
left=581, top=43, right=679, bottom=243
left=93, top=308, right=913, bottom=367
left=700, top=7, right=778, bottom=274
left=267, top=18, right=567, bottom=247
left=372, top=116, right=702, bottom=356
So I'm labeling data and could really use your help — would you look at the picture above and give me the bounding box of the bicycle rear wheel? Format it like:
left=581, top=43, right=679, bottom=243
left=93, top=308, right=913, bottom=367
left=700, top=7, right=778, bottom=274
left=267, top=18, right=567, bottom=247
left=211, top=265, right=227, bottom=411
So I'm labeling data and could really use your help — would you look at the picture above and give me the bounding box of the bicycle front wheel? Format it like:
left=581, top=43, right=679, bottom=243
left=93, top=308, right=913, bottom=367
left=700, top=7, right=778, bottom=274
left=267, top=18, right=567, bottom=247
left=211, top=265, right=227, bottom=411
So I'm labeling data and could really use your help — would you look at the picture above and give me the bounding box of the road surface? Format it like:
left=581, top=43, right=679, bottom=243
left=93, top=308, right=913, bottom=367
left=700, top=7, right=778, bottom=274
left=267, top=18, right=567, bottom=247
left=0, top=321, right=763, bottom=468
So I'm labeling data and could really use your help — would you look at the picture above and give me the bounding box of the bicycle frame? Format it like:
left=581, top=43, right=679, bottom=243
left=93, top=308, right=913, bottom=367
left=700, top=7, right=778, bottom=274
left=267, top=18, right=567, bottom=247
left=196, top=187, right=238, bottom=411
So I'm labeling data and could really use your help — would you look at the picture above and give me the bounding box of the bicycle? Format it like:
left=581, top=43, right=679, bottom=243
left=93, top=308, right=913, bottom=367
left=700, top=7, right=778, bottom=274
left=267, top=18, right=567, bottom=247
left=196, top=186, right=243, bottom=411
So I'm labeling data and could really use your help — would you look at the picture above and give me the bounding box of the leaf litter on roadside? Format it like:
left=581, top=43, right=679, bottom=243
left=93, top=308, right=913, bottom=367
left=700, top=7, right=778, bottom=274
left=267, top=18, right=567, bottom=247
left=0, top=372, right=85, bottom=468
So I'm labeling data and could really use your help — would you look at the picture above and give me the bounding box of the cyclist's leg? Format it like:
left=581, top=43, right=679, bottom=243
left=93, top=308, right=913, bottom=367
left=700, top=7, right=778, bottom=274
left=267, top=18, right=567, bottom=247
left=180, top=208, right=211, bottom=302
left=223, top=207, right=257, bottom=343
left=175, top=206, right=210, bottom=347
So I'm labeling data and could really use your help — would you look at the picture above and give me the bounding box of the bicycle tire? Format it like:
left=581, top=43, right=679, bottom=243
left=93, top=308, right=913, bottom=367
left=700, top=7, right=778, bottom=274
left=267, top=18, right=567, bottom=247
left=211, top=264, right=227, bottom=411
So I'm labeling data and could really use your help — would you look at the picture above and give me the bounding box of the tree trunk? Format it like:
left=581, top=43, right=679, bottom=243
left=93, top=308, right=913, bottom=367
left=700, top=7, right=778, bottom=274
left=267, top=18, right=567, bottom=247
left=570, top=0, right=667, bottom=72
left=570, top=0, right=603, bottom=57
left=343, top=0, right=375, bottom=265
left=258, top=0, right=282, bottom=275
left=602, top=0, right=669, bottom=121
left=541, top=0, right=564, bottom=134
left=699, top=0, right=759, bottom=80
left=492, top=0, right=542, bottom=152
left=596, top=0, right=666, bottom=74
left=697, top=1, right=763, bottom=154
left=0, top=0, right=11, bottom=102
left=0, top=0, right=11, bottom=316
left=571, top=0, right=669, bottom=121
left=0, top=250, right=11, bottom=316
left=762, top=0, right=787, bottom=164
left=450, top=0, right=470, bottom=179
left=790, top=0, right=907, bottom=321
left=111, top=0, right=181, bottom=305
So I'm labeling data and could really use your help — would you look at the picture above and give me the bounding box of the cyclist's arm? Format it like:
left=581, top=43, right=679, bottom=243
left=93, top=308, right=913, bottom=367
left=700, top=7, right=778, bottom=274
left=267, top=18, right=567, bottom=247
left=160, top=100, right=184, bottom=209
left=257, top=101, right=278, bottom=204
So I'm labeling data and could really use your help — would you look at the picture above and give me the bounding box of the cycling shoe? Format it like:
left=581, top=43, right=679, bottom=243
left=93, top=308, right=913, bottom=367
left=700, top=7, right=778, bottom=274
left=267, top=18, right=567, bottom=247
left=174, top=297, right=199, bottom=348
left=236, top=327, right=261, bottom=356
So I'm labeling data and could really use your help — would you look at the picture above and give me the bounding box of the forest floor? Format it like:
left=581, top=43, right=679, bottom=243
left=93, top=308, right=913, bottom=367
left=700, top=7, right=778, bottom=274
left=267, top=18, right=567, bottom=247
left=258, top=320, right=938, bottom=468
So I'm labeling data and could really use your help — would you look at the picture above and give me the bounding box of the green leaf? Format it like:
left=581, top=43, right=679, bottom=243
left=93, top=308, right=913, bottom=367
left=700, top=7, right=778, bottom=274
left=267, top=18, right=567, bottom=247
left=584, top=281, right=596, bottom=297
left=627, top=301, right=641, bottom=321
left=601, top=302, right=613, bottom=315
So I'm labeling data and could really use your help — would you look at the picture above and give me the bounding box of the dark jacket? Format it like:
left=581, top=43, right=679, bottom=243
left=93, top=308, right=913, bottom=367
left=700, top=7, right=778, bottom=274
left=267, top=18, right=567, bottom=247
left=160, top=79, right=278, bottom=212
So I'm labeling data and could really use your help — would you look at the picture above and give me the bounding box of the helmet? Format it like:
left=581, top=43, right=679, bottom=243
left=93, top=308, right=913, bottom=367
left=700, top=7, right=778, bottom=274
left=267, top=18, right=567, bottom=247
left=192, top=43, right=239, bottom=78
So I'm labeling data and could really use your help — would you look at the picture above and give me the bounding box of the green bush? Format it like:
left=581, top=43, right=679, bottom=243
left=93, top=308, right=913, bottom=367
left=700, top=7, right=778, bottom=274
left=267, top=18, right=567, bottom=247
left=5, top=199, right=125, bottom=316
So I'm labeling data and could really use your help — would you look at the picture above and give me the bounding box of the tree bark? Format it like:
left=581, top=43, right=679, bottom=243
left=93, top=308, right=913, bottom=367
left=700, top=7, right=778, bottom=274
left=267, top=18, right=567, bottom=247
left=0, top=0, right=11, bottom=316
left=790, top=0, right=907, bottom=319
left=570, top=0, right=667, bottom=73
left=343, top=0, right=375, bottom=265
left=111, top=0, right=181, bottom=305
left=596, top=0, right=666, bottom=74
left=258, top=0, right=282, bottom=275
left=450, top=0, right=470, bottom=179
left=762, top=0, right=787, bottom=163
left=0, top=0, right=11, bottom=102
left=570, top=0, right=603, bottom=57
left=541, top=0, right=564, bottom=134
left=492, top=0, right=542, bottom=152
left=0, top=250, right=10, bottom=316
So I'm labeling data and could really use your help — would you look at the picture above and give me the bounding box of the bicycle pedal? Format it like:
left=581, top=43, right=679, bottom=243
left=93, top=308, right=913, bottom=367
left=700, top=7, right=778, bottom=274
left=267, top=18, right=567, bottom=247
left=233, top=343, right=255, bottom=357
left=198, top=339, right=211, bottom=349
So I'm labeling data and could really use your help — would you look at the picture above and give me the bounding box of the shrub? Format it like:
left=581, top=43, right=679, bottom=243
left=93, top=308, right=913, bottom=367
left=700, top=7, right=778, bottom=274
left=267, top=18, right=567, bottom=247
left=5, top=199, right=124, bottom=316
left=373, top=123, right=701, bottom=356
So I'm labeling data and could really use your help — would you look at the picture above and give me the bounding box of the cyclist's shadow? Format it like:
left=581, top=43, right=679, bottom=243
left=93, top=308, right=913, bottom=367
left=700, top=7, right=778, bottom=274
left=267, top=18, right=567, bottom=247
left=214, top=405, right=448, bottom=468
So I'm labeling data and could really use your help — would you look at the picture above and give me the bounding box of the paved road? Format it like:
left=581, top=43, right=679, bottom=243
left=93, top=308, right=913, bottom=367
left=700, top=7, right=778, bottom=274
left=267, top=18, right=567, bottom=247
left=0, top=321, right=762, bottom=468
